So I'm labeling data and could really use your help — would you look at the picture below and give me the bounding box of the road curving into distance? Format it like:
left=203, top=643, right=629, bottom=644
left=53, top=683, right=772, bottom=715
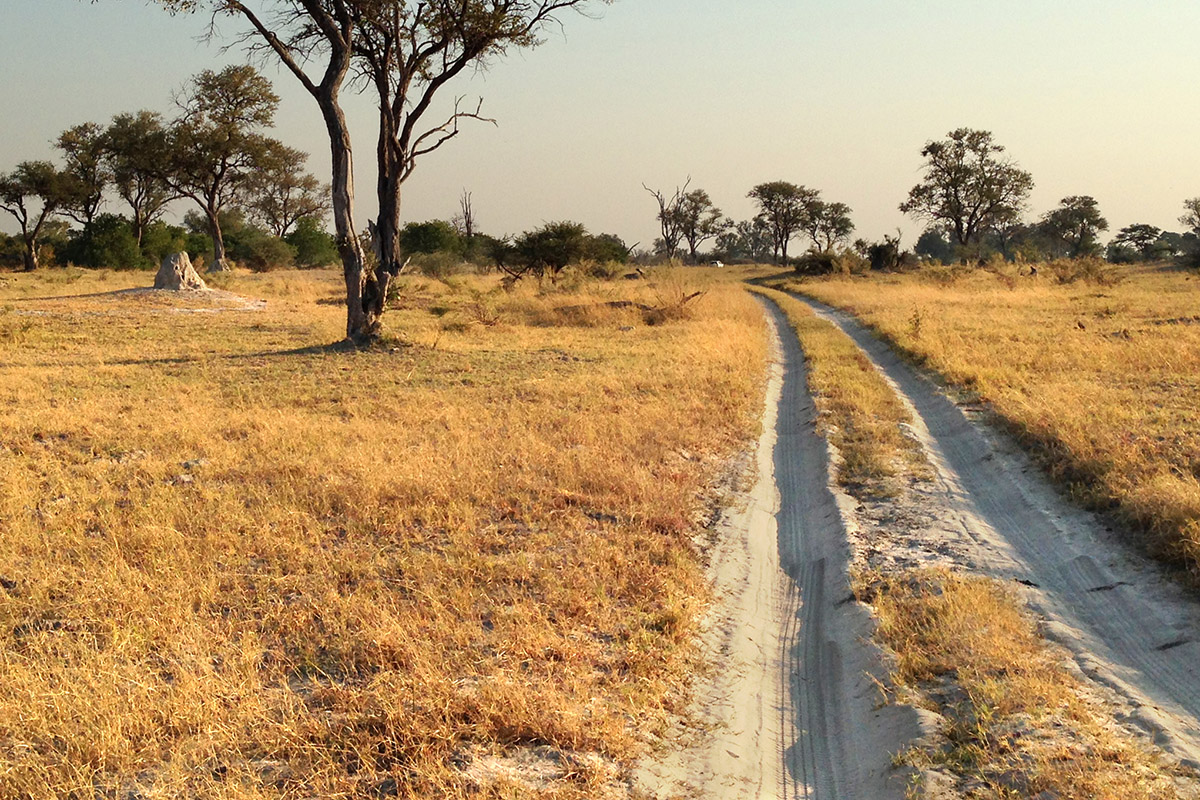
left=787, top=291, right=1200, bottom=769
left=641, top=301, right=926, bottom=798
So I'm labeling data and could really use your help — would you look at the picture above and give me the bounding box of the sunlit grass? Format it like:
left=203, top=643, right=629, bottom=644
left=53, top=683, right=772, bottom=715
left=0, top=266, right=766, bottom=798
left=757, top=277, right=1191, bottom=799
left=778, top=263, right=1200, bottom=578
left=872, top=569, right=1190, bottom=800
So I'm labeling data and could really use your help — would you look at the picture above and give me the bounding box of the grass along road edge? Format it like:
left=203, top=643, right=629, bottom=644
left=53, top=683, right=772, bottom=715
left=751, top=286, right=1198, bottom=800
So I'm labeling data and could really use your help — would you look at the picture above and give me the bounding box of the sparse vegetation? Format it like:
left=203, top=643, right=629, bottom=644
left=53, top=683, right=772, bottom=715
left=0, top=267, right=765, bottom=798
left=750, top=286, right=922, bottom=491
left=757, top=281, right=1195, bottom=799
left=872, top=569, right=1192, bottom=800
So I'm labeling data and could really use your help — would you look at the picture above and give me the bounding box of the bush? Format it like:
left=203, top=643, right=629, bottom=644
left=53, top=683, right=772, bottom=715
left=1045, top=257, right=1123, bottom=286
left=793, top=249, right=867, bottom=276
left=399, top=220, right=463, bottom=256
left=865, top=235, right=916, bottom=271
left=140, top=221, right=187, bottom=267
left=286, top=217, right=339, bottom=268
left=233, top=229, right=297, bottom=272
left=411, top=251, right=470, bottom=278
left=63, top=214, right=145, bottom=270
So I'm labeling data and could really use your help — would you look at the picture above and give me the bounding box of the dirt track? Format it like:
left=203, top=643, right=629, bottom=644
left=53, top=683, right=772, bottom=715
left=794, top=293, right=1200, bottom=768
left=641, top=302, right=925, bottom=798
left=644, top=291, right=1200, bottom=797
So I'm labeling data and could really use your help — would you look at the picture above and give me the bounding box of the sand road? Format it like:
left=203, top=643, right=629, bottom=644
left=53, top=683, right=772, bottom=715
left=790, top=293, right=1200, bottom=769
left=641, top=301, right=926, bottom=798
left=645, top=290, right=1200, bottom=798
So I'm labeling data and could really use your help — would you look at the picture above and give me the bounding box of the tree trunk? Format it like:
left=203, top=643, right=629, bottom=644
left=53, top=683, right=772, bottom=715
left=21, top=235, right=38, bottom=272
left=207, top=209, right=230, bottom=272
left=316, top=86, right=371, bottom=344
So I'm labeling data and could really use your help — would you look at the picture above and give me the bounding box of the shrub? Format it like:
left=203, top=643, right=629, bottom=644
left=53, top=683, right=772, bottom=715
left=140, top=221, right=187, bottom=267
left=228, top=226, right=297, bottom=272
left=399, top=220, right=462, bottom=256
left=63, top=214, right=145, bottom=270
left=1045, top=257, right=1123, bottom=286
left=286, top=217, right=340, bottom=268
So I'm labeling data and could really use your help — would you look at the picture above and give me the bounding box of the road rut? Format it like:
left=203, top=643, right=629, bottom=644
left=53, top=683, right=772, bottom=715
left=792, top=292, right=1200, bottom=767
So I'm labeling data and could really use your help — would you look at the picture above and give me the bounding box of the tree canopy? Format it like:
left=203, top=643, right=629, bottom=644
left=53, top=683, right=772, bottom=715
left=155, top=0, right=609, bottom=342
left=900, top=128, right=1034, bottom=248
left=748, top=181, right=817, bottom=264
left=1039, top=195, right=1108, bottom=258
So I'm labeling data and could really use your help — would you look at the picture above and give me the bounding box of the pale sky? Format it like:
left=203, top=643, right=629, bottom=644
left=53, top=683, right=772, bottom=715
left=2, top=0, right=1199, bottom=249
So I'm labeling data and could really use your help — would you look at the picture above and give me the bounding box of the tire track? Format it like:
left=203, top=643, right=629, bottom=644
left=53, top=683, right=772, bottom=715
left=765, top=298, right=923, bottom=799
left=640, top=300, right=924, bottom=799
left=790, top=292, right=1200, bottom=768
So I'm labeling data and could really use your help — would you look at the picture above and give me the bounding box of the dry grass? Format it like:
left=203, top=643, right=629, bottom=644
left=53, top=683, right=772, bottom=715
left=756, top=279, right=1192, bottom=799
left=749, top=286, right=924, bottom=493
left=777, top=263, right=1200, bottom=577
left=0, top=266, right=766, bottom=798
left=870, top=570, right=1193, bottom=800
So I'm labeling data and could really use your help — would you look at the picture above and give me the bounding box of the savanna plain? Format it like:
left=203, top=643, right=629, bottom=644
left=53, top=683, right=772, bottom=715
left=3, top=261, right=1200, bottom=799
left=0, top=267, right=764, bottom=798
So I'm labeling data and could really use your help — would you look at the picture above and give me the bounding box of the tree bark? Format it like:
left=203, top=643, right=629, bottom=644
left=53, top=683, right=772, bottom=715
left=21, top=235, right=38, bottom=272
left=206, top=208, right=230, bottom=272
left=317, top=86, right=372, bottom=343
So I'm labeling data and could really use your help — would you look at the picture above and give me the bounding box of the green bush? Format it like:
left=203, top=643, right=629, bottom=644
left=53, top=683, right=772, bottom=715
left=140, top=221, right=188, bottom=266
left=286, top=217, right=339, bottom=268
left=64, top=214, right=145, bottom=270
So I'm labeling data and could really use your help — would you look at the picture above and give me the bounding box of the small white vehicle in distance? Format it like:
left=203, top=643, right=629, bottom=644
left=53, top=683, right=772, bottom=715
left=709, top=260, right=725, bottom=268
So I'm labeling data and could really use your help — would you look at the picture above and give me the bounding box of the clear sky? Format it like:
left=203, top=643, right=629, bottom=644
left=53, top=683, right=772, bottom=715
left=2, top=0, right=1199, bottom=249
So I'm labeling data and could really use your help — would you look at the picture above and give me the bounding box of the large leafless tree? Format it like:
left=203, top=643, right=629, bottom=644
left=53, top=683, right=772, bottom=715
left=157, top=0, right=607, bottom=343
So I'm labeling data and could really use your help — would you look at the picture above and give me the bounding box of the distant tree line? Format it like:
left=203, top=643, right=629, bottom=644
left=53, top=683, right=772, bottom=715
left=0, top=65, right=338, bottom=273
left=901, top=127, right=1200, bottom=269
left=638, top=127, right=1200, bottom=274
left=642, top=178, right=855, bottom=266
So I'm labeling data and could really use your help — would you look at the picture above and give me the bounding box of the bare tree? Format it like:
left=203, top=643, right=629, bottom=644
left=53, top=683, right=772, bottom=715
left=453, top=188, right=475, bottom=242
left=157, top=0, right=607, bottom=343
left=643, top=179, right=690, bottom=260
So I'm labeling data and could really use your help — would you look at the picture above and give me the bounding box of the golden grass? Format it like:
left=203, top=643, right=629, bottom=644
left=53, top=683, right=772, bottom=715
left=0, top=266, right=766, bottom=798
left=870, top=570, right=1191, bottom=800
left=777, top=264, right=1200, bottom=577
left=749, top=286, right=925, bottom=492
left=756, top=278, right=1191, bottom=799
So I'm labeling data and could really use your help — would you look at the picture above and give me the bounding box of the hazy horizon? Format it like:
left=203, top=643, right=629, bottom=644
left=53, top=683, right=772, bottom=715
left=3, top=0, right=1199, bottom=251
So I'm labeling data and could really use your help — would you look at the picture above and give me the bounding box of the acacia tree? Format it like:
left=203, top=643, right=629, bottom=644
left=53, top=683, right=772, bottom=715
left=676, top=188, right=726, bottom=263
left=1180, top=197, right=1200, bottom=234
left=748, top=181, right=816, bottom=264
left=246, top=141, right=330, bottom=237
left=1040, top=195, right=1108, bottom=258
left=157, top=0, right=605, bottom=342
left=1113, top=223, right=1163, bottom=259
left=900, top=128, right=1033, bottom=249
left=55, top=122, right=109, bottom=231
left=804, top=200, right=854, bottom=251
left=103, top=111, right=177, bottom=246
left=0, top=161, right=79, bottom=271
left=162, top=64, right=282, bottom=271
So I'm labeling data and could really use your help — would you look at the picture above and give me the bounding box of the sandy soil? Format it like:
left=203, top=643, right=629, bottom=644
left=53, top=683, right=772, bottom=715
left=641, top=290, right=1200, bottom=798
left=637, top=303, right=927, bottom=799
left=7, top=286, right=266, bottom=314
left=796, top=294, right=1200, bottom=771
